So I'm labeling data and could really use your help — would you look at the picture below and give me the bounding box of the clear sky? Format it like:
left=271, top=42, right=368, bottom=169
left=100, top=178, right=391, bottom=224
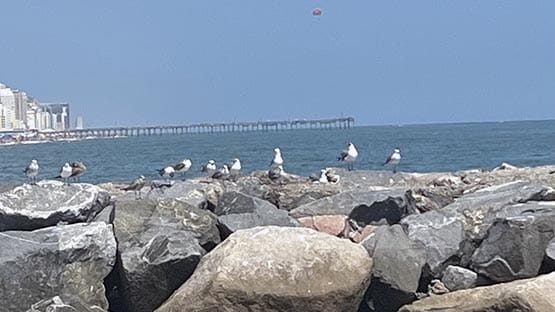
left=1, top=1, right=554, bottom=127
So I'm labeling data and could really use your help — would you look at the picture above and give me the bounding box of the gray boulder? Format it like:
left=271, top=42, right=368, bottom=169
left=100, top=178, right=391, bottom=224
left=471, top=203, right=555, bottom=282
left=215, top=191, right=300, bottom=235
left=144, top=180, right=224, bottom=209
left=364, top=225, right=426, bottom=312
left=441, top=265, right=477, bottom=291
left=400, top=182, right=550, bottom=275
left=112, top=199, right=220, bottom=312
left=0, top=222, right=116, bottom=312
left=155, top=226, right=373, bottom=312
left=0, top=180, right=110, bottom=231
left=399, top=271, right=555, bottom=312
left=289, top=190, right=410, bottom=225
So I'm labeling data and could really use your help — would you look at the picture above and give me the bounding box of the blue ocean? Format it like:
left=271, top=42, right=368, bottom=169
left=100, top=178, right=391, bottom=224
left=1, top=120, right=553, bottom=184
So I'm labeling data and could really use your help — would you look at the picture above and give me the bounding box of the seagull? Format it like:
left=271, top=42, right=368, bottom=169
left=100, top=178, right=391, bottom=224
left=271, top=148, right=283, bottom=168
left=24, top=159, right=39, bottom=184
left=212, top=164, right=229, bottom=179
left=122, top=175, right=146, bottom=199
left=70, top=161, right=87, bottom=182
left=173, top=158, right=192, bottom=178
left=229, top=158, right=241, bottom=173
left=325, top=168, right=340, bottom=184
left=310, top=169, right=329, bottom=183
left=157, top=166, right=175, bottom=183
left=56, top=163, right=73, bottom=185
left=201, top=160, right=217, bottom=175
left=338, top=142, right=358, bottom=171
left=384, top=148, right=402, bottom=173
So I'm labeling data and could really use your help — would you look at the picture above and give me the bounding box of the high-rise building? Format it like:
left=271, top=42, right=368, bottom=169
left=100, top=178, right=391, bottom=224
left=13, top=90, right=27, bottom=128
left=0, top=87, right=16, bottom=129
left=75, top=115, right=84, bottom=129
left=39, top=103, right=70, bottom=130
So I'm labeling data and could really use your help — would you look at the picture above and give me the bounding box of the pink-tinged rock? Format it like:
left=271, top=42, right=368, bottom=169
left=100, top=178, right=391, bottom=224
left=297, top=215, right=347, bottom=236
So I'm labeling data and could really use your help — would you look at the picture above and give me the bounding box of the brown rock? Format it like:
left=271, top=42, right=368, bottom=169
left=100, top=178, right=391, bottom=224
left=399, top=272, right=555, bottom=312
left=297, top=215, right=347, bottom=236
left=155, top=226, right=373, bottom=312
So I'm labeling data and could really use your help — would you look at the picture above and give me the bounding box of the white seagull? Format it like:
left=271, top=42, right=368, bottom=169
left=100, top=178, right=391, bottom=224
left=157, top=166, right=175, bottom=183
left=56, top=163, right=73, bottom=185
left=338, top=142, right=358, bottom=171
left=384, top=148, right=402, bottom=173
left=271, top=148, right=283, bottom=168
left=24, top=159, right=39, bottom=184
left=201, top=160, right=217, bottom=175
left=229, top=158, right=241, bottom=173
left=173, top=158, right=192, bottom=177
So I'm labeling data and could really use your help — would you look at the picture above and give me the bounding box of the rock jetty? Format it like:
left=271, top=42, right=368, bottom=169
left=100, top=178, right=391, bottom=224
left=0, top=163, right=554, bottom=312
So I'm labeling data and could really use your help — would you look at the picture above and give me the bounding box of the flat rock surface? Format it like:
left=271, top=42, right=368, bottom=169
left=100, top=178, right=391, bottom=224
left=0, top=222, right=116, bottom=312
left=155, top=226, right=373, bottom=312
left=0, top=180, right=110, bottom=231
left=399, top=272, right=555, bottom=312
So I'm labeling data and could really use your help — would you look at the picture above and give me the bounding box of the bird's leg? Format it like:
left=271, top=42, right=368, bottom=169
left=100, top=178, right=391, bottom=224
left=138, top=190, right=142, bottom=200
left=393, top=166, right=397, bottom=174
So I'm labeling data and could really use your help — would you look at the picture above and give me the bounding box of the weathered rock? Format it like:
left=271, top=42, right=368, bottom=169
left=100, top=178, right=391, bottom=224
left=441, top=265, right=477, bottom=291
left=471, top=203, right=555, bottom=282
left=0, top=222, right=116, bottom=312
left=349, top=224, right=378, bottom=243
left=297, top=215, right=347, bottom=236
left=547, top=237, right=555, bottom=262
left=113, top=199, right=220, bottom=312
left=399, top=272, right=555, bottom=312
left=406, top=188, right=455, bottom=213
left=155, top=226, right=373, bottom=312
left=364, top=225, right=427, bottom=312
left=215, top=191, right=300, bottom=235
left=401, top=210, right=465, bottom=275
left=289, top=190, right=410, bottom=225
left=0, top=180, right=110, bottom=231
left=492, top=162, right=518, bottom=171
left=144, top=180, right=224, bottom=209
left=400, top=182, right=551, bottom=275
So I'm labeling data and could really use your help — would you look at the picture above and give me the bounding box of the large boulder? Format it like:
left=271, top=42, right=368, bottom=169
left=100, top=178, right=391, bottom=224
left=112, top=199, right=220, bottom=312
left=0, top=180, right=110, bottom=231
left=400, top=182, right=550, bottom=275
left=471, top=203, right=555, bottom=282
left=363, top=225, right=427, bottom=312
left=215, top=191, right=300, bottom=235
left=289, top=190, right=410, bottom=225
left=399, top=272, right=555, bottom=312
left=0, top=222, right=116, bottom=312
left=155, top=226, right=373, bottom=312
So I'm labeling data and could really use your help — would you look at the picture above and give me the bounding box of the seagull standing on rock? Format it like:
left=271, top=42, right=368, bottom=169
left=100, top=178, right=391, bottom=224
left=201, top=160, right=217, bottom=175
left=229, top=158, right=241, bottom=173
left=122, top=175, right=146, bottom=199
left=384, top=148, right=402, bottom=173
left=271, top=148, right=283, bottom=168
left=310, top=169, right=329, bottom=183
left=173, top=158, right=192, bottom=178
left=158, top=166, right=175, bottom=183
left=212, top=164, right=230, bottom=179
left=24, top=159, right=39, bottom=184
left=70, top=161, right=87, bottom=182
left=338, top=142, right=358, bottom=171
left=56, top=163, right=73, bottom=185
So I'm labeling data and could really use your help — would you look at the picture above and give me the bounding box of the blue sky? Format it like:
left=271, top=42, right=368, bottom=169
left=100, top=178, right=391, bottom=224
left=1, top=1, right=554, bottom=127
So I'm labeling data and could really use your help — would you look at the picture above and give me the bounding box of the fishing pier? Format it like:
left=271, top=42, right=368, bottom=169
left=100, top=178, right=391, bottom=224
left=38, top=117, right=355, bottom=139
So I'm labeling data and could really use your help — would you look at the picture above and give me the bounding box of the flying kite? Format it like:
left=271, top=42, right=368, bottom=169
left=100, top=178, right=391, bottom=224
left=312, top=8, right=322, bottom=16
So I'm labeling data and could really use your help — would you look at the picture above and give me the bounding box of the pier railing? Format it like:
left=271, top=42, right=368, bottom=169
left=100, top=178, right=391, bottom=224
left=38, top=117, right=354, bottom=138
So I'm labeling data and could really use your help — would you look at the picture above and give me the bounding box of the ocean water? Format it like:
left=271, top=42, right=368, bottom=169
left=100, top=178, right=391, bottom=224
left=0, top=120, right=553, bottom=184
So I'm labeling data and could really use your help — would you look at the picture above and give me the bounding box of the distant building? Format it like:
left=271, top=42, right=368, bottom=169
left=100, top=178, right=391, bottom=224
left=13, top=90, right=27, bottom=128
left=75, top=115, right=84, bottom=129
left=0, top=87, right=16, bottom=129
left=37, top=103, right=70, bottom=131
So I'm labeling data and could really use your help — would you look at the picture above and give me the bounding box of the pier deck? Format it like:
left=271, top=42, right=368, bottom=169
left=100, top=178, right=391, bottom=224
left=39, top=117, right=354, bottom=138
